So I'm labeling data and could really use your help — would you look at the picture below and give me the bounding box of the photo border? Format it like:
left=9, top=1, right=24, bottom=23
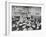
left=5, top=1, right=44, bottom=35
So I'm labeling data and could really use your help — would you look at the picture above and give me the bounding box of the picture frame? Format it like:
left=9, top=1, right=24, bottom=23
left=5, top=1, right=44, bottom=36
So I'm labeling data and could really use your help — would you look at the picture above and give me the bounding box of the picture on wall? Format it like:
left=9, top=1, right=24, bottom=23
left=12, top=6, right=41, bottom=31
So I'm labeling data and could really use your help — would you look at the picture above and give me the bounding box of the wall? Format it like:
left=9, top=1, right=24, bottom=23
left=0, top=0, right=46, bottom=37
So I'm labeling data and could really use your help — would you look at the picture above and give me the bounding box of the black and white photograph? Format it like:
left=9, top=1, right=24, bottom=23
left=12, top=6, right=41, bottom=31
left=0, top=0, right=46, bottom=36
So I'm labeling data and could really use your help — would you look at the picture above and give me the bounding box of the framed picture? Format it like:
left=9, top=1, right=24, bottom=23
left=5, top=1, right=44, bottom=35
